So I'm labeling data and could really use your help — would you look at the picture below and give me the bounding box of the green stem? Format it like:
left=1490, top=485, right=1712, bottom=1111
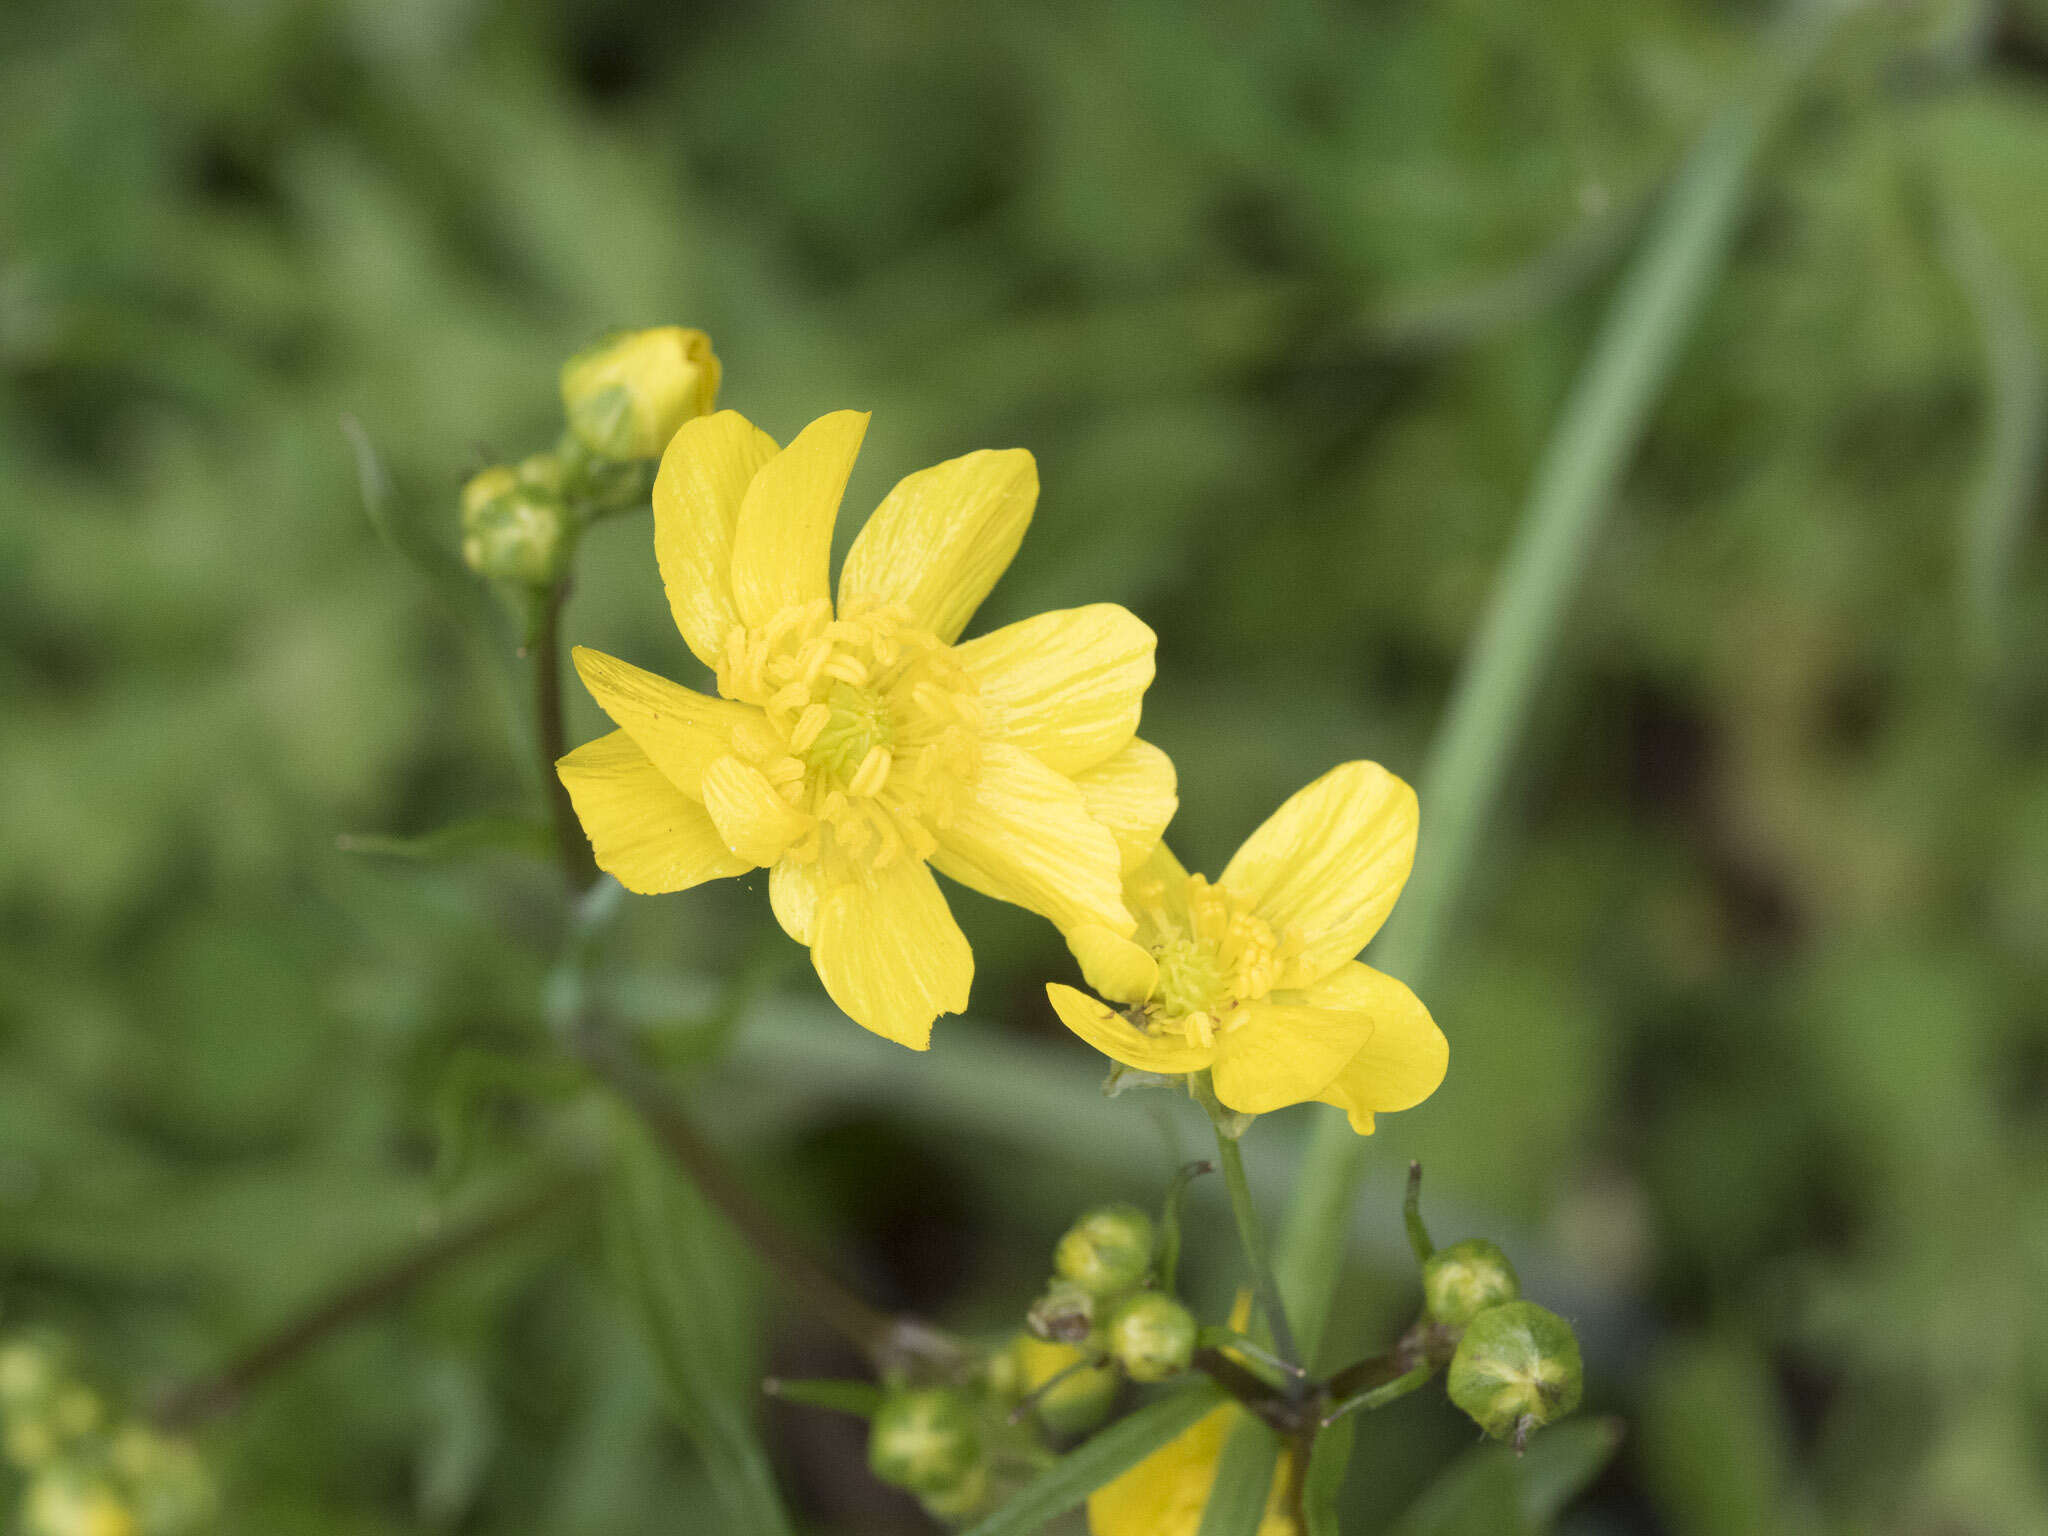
left=1193, top=1076, right=1301, bottom=1380
left=1403, top=1160, right=1434, bottom=1265
left=1273, top=0, right=1848, bottom=1363
left=153, top=1166, right=591, bottom=1430
left=529, top=582, right=597, bottom=890
left=1197, top=1327, right=1307, bottom=1387
left=1320, top=1363, right=1436, bottom=1427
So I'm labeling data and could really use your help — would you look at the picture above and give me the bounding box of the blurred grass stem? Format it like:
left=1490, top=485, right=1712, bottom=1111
left=1273, top=0, right=1853, bottom=1361
left=529, top=583, right=598, bottom=889
left=154, top=1166, right=591, bottom=1430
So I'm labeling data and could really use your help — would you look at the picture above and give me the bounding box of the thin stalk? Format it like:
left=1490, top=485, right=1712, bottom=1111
left=1273, top=0, right=1850, bottom=1363
left=1403, top=1161, right=1434, bottom=1265
left=1320, top=1363, right=1436, bottom=1428
left=1197, top=1328, right=1308, bottom=1387
left=154, top=1166, right=590, bottom=1430
left=1193, top=1076, right=1301, bottom=1381
left=528, top=583, right=597, bottom=889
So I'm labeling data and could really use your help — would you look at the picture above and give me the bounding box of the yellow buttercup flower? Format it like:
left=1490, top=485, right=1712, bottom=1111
left=559, top=409, right=1174, bottom=1048
left=1049, top=762, right=1445, bottom=1131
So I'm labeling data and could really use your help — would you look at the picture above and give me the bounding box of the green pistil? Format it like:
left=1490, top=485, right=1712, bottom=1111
left=806, top=682, right=893, bottom=783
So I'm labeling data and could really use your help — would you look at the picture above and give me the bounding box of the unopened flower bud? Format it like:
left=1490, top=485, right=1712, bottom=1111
left=867, top=1387, right=979, bottom=1494
left=560, top=326, right=720, bottom=461
left=1009, top=1335, right=1118, bottom=1437
left=1422, top=1239, right=1520, bottom=1326
left=459, top=469, right=568, bottom=587
left=1105, top=1293, right=1197, bottom=1383
left=918, top=1461, right=991, bottom=1523
left=1027, top=1279, right=1096, bottom=1344
left=1446, top=1301, right=1583, bottom=1445
left=1055, top=1204, right=1155, bottom=1297
left=22, top=1471, right=136, bottom=1536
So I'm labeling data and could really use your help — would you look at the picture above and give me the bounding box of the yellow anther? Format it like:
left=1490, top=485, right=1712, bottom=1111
left=848, top=745, right=892, bottom=799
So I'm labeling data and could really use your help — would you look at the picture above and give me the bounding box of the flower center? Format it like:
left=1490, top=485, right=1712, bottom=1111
left=715, top=595, right=983, bottom=873
left=1128, top=872, right=1300, bottom=1044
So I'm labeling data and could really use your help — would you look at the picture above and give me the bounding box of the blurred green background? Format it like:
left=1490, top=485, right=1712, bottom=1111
left=5, top=0, right=2048, bottom=1531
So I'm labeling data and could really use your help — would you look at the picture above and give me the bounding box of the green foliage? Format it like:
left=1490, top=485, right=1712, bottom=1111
left=6, top=0, right=2048, bottom=1531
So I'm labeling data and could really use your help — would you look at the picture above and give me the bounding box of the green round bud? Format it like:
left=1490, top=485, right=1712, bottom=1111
left=514, top=451, right=570, bottom=497
left=1054, top=1204, right=1155, bottom=1296
left=867, top=1388, right=980, bottom=1494
left=460, top=486, right=568, bottom=586
left=1422, top=1239, right=1520, bottom=1326
left=1105, top=1293, right=1197, bottom=1383
left=459, top=466, right=519, bottom=529
left=1026, top=1278, right=1097, bottom=1344
left=1446, top=1301, right=1583, bottom=1444
left=1009, top=1335, right=1118, bottom=1437
left=560, top=326, right=720, bottom=461
left=918, top=1461, right=990, bottom=1523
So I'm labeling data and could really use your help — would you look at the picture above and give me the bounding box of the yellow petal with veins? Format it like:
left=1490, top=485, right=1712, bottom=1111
left=1287, top=962, right=1446, bottom=1133
left=954, top=604, right=1156, bottom=775
left=653, top=411, right=779, bottom=666
left=838, top=447, right=1037, bottom=643
left=572, top=646, right=759, bottom=797
left=1066, top=924, right=1158, bottom=1004
left=1046, top=985, right=1213, bottom=1075
left=930, top=742, right=1130, bottom=934
left=1209, top=1002, right=1377, bottom=1116
left=729, top=410, right=867, bottom=628
left=556, top=732, right=750, bottom=893
left=811, top=860, right=972, bottom=1050
left=1072, top=738, right=1177, bottom=872
left=769, top=855, right=822, bottom=945
left=1218, top=761, right=1417, bottom=988
left=699, top=754, right=812, bottom=867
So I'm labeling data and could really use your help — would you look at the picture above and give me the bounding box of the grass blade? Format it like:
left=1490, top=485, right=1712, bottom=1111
left=1274, top=0, right=1851, bottom=1364
left=1195, top=1417, right=1280, bottom=1536
left=960, top=1384, right=1224, bottom=1536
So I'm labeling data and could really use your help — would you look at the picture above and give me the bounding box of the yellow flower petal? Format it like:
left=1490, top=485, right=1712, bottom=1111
left=954, top=604, right=1156, bottom=775
left=1086, top=1406, right=1298, bottom=1536
left=652, top=411, right=779, bottom=666
left=1066, top=924, right=1158, bottom=1004
left=556, top=732, right=750, bottom=894
left=729, top=409, right=868, bottom=628
left=1288, top=962, right=1447, bottom=1132
left=838, top=447, right=1037, bottom=643
left=811, top=859, right=972, bottom=1049
left=1072, top=738, right=1177, bottom=872
left=1218, top=761, right=1417, bottom=987
left=571, top=647, right=759, bottom=797
left=699, top=754, right=813, bottom=867
left=769, top=855, right=821, bottom=945
left=930, top=742, right=1131, bottom=933
left=1210, top=1001, right=1377, bottom=1116
left=1046, top=986, right=1212, bottom=1075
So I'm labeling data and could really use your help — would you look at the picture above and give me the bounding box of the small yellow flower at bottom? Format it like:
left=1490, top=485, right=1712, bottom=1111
left=1087, top=1403, right=1295, bottom=1536
left=1051, top=761, right=1445, bottom=1129
left=558, top=408, right=1174, bottom=1049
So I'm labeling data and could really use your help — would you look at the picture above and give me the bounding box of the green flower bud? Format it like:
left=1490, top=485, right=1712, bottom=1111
left=1027, top=1278, right=1096, bottom=1344
left=1422, top=1239, right=1520, bottom=1326
left=560, top=326, right=720, bottom=461
left=1105, top=1293, right=1197, bottom=1383
left=1446, top=1301, right=1584, bottom=1445
left=1054, top=1204, right=1155, bottom=1297
left=1009, top=1335, right=1117, bottom=1437
left=867, top=1387, right=980, bottom=1494
left=513, top=451, right=569, bottom=498
left=918, top=1461, right=990, bottom=1523
left=459, top=471, right=569, bottom=587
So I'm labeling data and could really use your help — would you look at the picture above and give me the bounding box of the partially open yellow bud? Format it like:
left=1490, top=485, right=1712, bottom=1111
left=560, top=326, right=720, bottom=460
left=1010, top=1335, right=1118, bottom=1436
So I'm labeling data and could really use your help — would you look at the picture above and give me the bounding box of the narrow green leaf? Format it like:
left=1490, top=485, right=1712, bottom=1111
left=960, top=1384, right=1224, bottom=1536
left=1514, top=1417, right=1626, bottom=1524
left=604, top=1131, right=794, bottom=1536
left=762, top=1378, right=883, bottom=1419
left=1195, top=1416, right=1280, bottom=1536
left=337, top=814, right=554, bottom=862
left=1387, top=1416, right=1624, bottom=1536
left=1302, top=1416, right=1356, bottom=1536
left=1275, top=0, right=1853, bottom=1360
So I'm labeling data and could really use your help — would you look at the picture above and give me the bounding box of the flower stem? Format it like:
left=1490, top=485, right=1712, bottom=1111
left=153, top=1165, right=591, bottom=1430
left=528, top=582, right=597, bottom=890
left=1320, top=1362, right=1436, bottom=1427
left=1403, top=1160, right=1434, bottom=1265
left=1193, top=1075, right=1301, bottom=1383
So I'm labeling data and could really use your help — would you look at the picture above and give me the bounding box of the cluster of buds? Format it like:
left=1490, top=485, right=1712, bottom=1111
left=1026, top=1204, right=1197, bottom=1393
left=460, top=326, right=721, bottom=588
left=1404, top=1187, right=1583, bottom=1450
left=0, top=1336, right=212, bottom=1536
